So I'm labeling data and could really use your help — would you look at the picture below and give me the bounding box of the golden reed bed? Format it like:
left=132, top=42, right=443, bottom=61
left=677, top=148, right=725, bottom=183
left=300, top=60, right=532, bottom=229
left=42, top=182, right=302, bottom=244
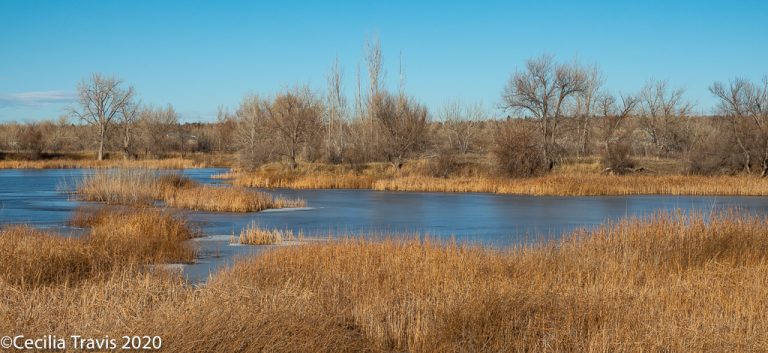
left=221, top=170, right=768, bottom=196
left=2, top=211, right=768, bottom=352
left=76, top=169, right=305, bottom=212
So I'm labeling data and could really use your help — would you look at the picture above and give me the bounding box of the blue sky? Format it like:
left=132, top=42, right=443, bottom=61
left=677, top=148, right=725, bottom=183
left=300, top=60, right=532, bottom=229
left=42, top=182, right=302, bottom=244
left=0, top=0, right=766, bottom=122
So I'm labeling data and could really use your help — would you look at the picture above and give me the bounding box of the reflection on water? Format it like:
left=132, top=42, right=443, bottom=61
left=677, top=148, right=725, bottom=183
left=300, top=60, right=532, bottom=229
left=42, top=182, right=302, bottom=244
left=2, top=168, right=768, bottom=282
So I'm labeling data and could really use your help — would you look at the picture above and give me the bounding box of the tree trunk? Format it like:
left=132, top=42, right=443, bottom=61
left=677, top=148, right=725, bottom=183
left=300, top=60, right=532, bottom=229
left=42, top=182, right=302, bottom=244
left=97, top=127, right=105, bottom=161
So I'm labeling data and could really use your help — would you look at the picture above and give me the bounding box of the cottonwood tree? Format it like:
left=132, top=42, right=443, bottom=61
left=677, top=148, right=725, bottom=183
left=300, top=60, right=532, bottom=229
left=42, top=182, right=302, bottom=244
left=214, top=106, right=238, bottom=153
left=502, top=55, right=587, bottom=171
left=118, top=100, right=140, bottom=159
left=574, top=65, right=604, bottom=156
left=439, top=100, right=486, bottom=155
left=326, top=56, right=348, bottom=163
left=234, top=95, right=272, bottom=169
left=136, top=104, right=179, bottom=157
left=710, top=77, right=768, bottom=176
left=638, top=79, right=692, bottom=156
left=597, top=93, right=639, bottom=173
left=268, top=87, right=324, bottom=169
left=371, top=92, right=429, bottom=169
left=70, top=74, right=135, bottom=160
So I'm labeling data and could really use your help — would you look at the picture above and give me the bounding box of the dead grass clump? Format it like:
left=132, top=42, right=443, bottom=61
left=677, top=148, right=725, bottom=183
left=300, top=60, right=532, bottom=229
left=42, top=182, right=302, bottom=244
left=0, top=209, right=194, bottom=288
left=220, top=163, right=378, bottom=189
left=83, top=208, right=197, bottom=265
left=164, top=185, right=305, bottom=212
left=236, top=222, right=298, bottom=245
left=75, top=169, right=185, bottom=205
left=77, top=169, right=306, bottom=212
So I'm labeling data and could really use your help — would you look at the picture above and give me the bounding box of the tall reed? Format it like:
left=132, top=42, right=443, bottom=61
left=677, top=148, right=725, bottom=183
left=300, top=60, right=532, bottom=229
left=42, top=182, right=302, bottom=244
left=76, top=169, right=305, bottom=212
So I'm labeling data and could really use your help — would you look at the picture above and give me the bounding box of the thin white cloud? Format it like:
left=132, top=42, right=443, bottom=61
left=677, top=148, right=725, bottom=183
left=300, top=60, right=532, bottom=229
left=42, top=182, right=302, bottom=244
left=0, top=90, right=76, bottom=107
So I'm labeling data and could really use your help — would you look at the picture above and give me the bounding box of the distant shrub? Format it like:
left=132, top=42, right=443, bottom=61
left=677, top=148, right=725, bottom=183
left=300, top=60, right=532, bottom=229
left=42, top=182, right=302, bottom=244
left=492, top=120, right=546, bottom=177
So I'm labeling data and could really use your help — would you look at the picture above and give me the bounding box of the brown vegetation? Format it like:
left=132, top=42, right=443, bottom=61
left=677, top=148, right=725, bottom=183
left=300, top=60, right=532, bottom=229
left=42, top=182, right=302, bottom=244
left=236, top=222, right=299, bottom=245
left=374, top=174, right=768, bottom=196
left=0, top=208, right=194, bottom=288
left=3, top=211, right=768, bottom=351
left=76, top=169, right=305, bottom=212
left=220, top=161, right=768, bottom=196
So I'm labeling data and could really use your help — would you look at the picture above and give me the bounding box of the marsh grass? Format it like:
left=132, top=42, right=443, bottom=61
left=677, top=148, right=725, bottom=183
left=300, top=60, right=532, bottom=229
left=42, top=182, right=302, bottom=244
left=0, top=208, right=194, bottom=288
left=235, top=222, right=301, bottom=245
left=224, top=166, right=768, bottom=196
left=220, top=159, right=768, bottom=196
left=76, top=169, right=305, bottom=212
left=373, top=174, right=768, bottom=196
left=165, top=185, right=305, bottom=212
left=4, top=211, right=768, bottom=351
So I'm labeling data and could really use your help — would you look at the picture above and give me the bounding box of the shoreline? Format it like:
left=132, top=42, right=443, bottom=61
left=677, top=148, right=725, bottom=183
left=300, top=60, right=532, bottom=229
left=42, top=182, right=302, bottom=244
left=220, top=172, right=768, bottom=197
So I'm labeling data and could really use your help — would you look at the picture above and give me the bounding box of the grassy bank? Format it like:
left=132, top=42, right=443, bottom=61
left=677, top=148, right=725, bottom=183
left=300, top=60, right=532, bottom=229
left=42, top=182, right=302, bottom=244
left=76, top=169, right=305, bottom=212
left=3, top=211, right=768, bottom=351
left=218, top=160, right=768, bottom=196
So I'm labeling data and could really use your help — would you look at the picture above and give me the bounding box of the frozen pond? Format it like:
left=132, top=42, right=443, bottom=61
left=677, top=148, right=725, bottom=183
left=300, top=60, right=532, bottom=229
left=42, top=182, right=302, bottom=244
left=2, top=168, right=768, bottom=282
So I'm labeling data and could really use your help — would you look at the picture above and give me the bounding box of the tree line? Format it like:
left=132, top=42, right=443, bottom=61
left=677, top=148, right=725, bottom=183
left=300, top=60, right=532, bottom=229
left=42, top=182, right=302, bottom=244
left=1, top=44, right=766, bottom=177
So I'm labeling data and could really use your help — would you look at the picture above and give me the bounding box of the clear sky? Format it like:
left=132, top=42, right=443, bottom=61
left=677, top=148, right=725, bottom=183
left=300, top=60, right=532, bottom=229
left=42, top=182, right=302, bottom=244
left=0, top=0, right=766, bottom=122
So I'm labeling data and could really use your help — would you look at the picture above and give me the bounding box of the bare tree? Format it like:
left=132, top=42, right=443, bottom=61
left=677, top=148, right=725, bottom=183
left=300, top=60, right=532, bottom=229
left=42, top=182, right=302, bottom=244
left=365, top=34, right=384, bottom=101
left=234, top=95, right=272, bottom=169
left=710, top=77, right=768, bottom=176
left=118, top=100, right=140, bottom=159
left=638, top=79, right=692, bottom=156
left=371, top=92, right=429, bottom=169
left=214, top=106, right=238, bottom=153
left=69, top=73, right=135, bottom=160
left=326, top=55, right=348, bottom=163
left=439, top=100, right=485, bottom=154
left=136, top=104, right=179, bottom=157
left=268, top=87, right=324, bottom=169
left=574, top=65, right=604, bottom=156
left=502, top=55, right=587, bottom=170
left=597, top=93, right=639, bottom=173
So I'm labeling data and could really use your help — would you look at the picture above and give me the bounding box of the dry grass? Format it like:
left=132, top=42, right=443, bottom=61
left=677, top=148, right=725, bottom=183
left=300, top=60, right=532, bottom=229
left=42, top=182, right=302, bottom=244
left=216, top=163, right=381, bottom=189
left=374, top=174, right=768, bottom=196
left=76, top=169, right=305, bottom=212
left=160, top=211, right=768, bottom=352
left=236, top=222, right=299, bottom=245
left=219, top=159, right=768, bottom=196
left=4, top=211, right=768, bottom=352
left=0, top=157, right=204, bottom=169
left=0, top=209, right=194, bottom=288
left=165, top=185, right=305, bottom=212
left=74, top=169, right=193, bottom=205
left=78, top=208, right=197, bottom=265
